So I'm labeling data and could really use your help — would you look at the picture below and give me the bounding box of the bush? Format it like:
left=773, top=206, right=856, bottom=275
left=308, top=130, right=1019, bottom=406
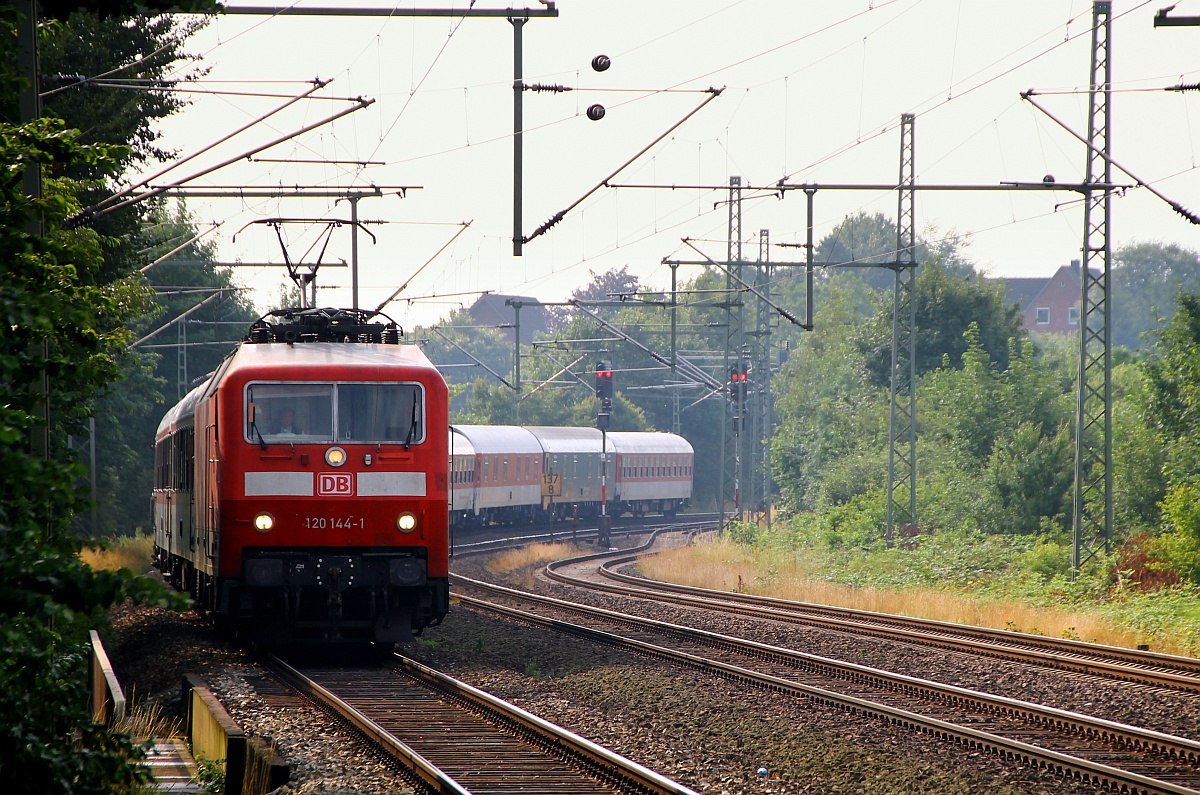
left=819, top=490, right=888, bottom=551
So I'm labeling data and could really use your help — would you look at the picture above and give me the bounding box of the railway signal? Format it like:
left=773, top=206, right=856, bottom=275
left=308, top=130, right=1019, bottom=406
left=595, top=360, right=614, bottom=405
left=595, top=360, right=614, bottom=546
left=728, top=362, right=749, bottom=418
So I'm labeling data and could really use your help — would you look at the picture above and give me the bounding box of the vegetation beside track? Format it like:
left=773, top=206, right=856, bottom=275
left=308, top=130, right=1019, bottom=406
left=639, top=531, right=1200, bottom=657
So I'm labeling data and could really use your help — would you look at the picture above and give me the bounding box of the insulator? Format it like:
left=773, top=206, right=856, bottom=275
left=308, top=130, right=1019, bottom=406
left=52, top=73, right=88, bottom=87
left=1171, top=202, right=1200, bottom=225
left=526, top=83, right=571, bottom=93
left=1167, top=82, right=1200, bottom=92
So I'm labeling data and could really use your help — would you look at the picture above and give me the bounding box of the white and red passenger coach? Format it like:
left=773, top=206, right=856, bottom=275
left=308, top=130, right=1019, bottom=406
left=448, top=424, right=693, bottom=527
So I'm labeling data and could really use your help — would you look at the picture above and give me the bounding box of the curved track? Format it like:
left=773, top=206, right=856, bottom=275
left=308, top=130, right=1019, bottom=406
left=541, top=531, right=1200, bottom=693
left=451, top=574, right=1200, bottom=795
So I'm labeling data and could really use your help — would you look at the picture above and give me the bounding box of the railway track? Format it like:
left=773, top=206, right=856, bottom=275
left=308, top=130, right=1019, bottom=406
left=538, top=531, right=1200, bottom=693
left=450, top=576, right=1200, bottom=795
left=265, top=652, right=700, bottom=795
left=450, top=515, right=714, bottom=558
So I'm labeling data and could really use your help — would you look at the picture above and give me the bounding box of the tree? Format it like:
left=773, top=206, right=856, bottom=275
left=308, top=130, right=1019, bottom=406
left=814, top=212, right=900, bottom=292
left=1, top=116, right=182, bottom=795
left=1142, top=293, right=1200, bottom=565
left=1113, top=241, right=1200, bottom=350
left=855, top=258, right=1027, bottom=388
left=1112, top=362, right=1168, bottom=531
left=418, top=308, right=514, bottom=416
left=771, top=281, right=887, bottom=511
left=1, top=4, right=214, bottom=791
left=546, top=266, right=641, bottom=330
left=94, top=200, right=258, bottom=537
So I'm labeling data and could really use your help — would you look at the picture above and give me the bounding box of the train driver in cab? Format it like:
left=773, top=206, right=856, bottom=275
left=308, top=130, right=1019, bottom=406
left=273, top=407, right=301, bottom=436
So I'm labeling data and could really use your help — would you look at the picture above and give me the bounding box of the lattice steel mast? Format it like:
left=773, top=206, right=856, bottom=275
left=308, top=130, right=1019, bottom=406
left=719, top=177, right=744, bottom=530
left=1073, top=1, right=1114, bottom=575
left=746, top=229, right=774, bottom=528
left=886, top=113, right=918, bottom=542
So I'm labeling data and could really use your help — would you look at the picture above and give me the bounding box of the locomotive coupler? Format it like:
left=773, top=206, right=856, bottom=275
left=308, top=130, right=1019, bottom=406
left=326, top=565, right=344, bottom=620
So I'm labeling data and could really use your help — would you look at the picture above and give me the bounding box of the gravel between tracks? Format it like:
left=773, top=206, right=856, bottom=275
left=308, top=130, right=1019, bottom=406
left=106, top=546, right=1197, bottom=795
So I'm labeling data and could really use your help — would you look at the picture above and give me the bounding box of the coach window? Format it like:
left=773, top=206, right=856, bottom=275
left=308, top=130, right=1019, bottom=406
left=246, top=383, right=333, bottom=443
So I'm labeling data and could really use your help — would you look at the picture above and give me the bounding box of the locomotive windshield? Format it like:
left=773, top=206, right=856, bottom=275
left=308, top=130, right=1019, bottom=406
left=246, top=382, right=424, bottom=444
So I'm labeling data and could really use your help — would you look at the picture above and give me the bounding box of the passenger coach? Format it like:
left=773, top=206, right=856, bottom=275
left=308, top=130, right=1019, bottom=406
left=448, top=424, right=693, bottom=525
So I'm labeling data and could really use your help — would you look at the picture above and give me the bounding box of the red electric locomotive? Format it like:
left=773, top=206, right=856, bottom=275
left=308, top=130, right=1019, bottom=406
left=152, top=308, right=450, bottom=645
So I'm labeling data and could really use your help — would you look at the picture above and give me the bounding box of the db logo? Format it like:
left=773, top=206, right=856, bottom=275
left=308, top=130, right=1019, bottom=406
left=318, top=473, right=354, bottom=496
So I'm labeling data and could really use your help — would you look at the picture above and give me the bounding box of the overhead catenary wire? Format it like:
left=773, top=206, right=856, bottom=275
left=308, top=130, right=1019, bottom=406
left=429, top=326, right=514, bottom=389
left=140, top=223, right=223, bottom=274
left=523, top=88, right=725, bottom=245
left=70, top=79, right=336, bottom=221
left=1022, top=91, right=1200, bottom=224
left=70, top=95, right=375, bottom=227
left=375, top=222, right=473, bottom=313
left=39, top=39, right=180, bottom=99
left=131, top=290, right=234, bottom=349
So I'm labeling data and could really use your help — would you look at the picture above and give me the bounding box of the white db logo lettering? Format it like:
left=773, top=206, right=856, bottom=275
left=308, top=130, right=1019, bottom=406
left=318, top=473, right=353, bottom=496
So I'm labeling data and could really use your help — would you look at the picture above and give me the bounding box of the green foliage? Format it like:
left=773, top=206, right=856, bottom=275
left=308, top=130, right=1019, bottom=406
left=428, top=267, right=729, bottom=507
left=0, top=116, right=185, bottom=795
left=978, top=424, right=1071, bottom=535
left=34, top=0, right=218, bottom=23
left=192, top=754, right=225, bottom=793
left=856, top=259, right=1027, bottom=388
left=771, top=281, right=884, bottom=511
left=0, top=9, right=240, bottom=538
left=1094, top=584, right=1200, bottom=656
left=97, top=201, right=259, bottom=537
left=1162, top=480, right=1200, bottom=540
left=818, top=490, right=888, bottom=550
left=1015, top=535, right=1073, bottom=581
left=39, top=12, right=208, bottom=174
left=1141, top=291, right=1200, bottom=581
left=1112, top=364, right=1168, bottom=529
left=1113, top=241, right=1200, bottom=350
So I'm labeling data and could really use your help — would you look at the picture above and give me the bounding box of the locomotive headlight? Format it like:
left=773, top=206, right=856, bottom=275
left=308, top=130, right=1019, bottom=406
left=254, top=512, right=275, bottom=533
left=325, top=446, right=347, bottom=467
left=396, top=512, right=417, bottom=533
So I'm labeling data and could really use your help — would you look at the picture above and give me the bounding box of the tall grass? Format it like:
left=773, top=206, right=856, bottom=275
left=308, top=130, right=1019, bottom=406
left=487, top=542, right=585, bottom=589
left=638, top=537, right=1189, bottom=654
left=115, top=698, right=181, bottom=742
left=80, top=533, right=154, bottom=573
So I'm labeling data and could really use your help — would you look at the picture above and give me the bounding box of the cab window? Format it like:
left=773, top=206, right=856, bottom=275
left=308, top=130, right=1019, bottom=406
left=246, top=383, right=333, bottom=442
left=338, top=383, right=424, bottom=443
left=245, top=381, right=424, bottom=444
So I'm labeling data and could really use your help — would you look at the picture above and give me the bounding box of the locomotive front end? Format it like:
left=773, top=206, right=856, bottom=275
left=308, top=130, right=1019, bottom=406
left=173, top=308, right=451, bottom=646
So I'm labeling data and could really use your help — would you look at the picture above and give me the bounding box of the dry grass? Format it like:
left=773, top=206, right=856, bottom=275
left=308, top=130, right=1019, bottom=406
left=115, top=697, right=182, bottom=741
left=638, top=537, right=1156, bottom=652
left=241, top=737, right=282, bottom=795
left=80, top=533, right=154, bottom=573
left=487, top=542, right=586, bottom=589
